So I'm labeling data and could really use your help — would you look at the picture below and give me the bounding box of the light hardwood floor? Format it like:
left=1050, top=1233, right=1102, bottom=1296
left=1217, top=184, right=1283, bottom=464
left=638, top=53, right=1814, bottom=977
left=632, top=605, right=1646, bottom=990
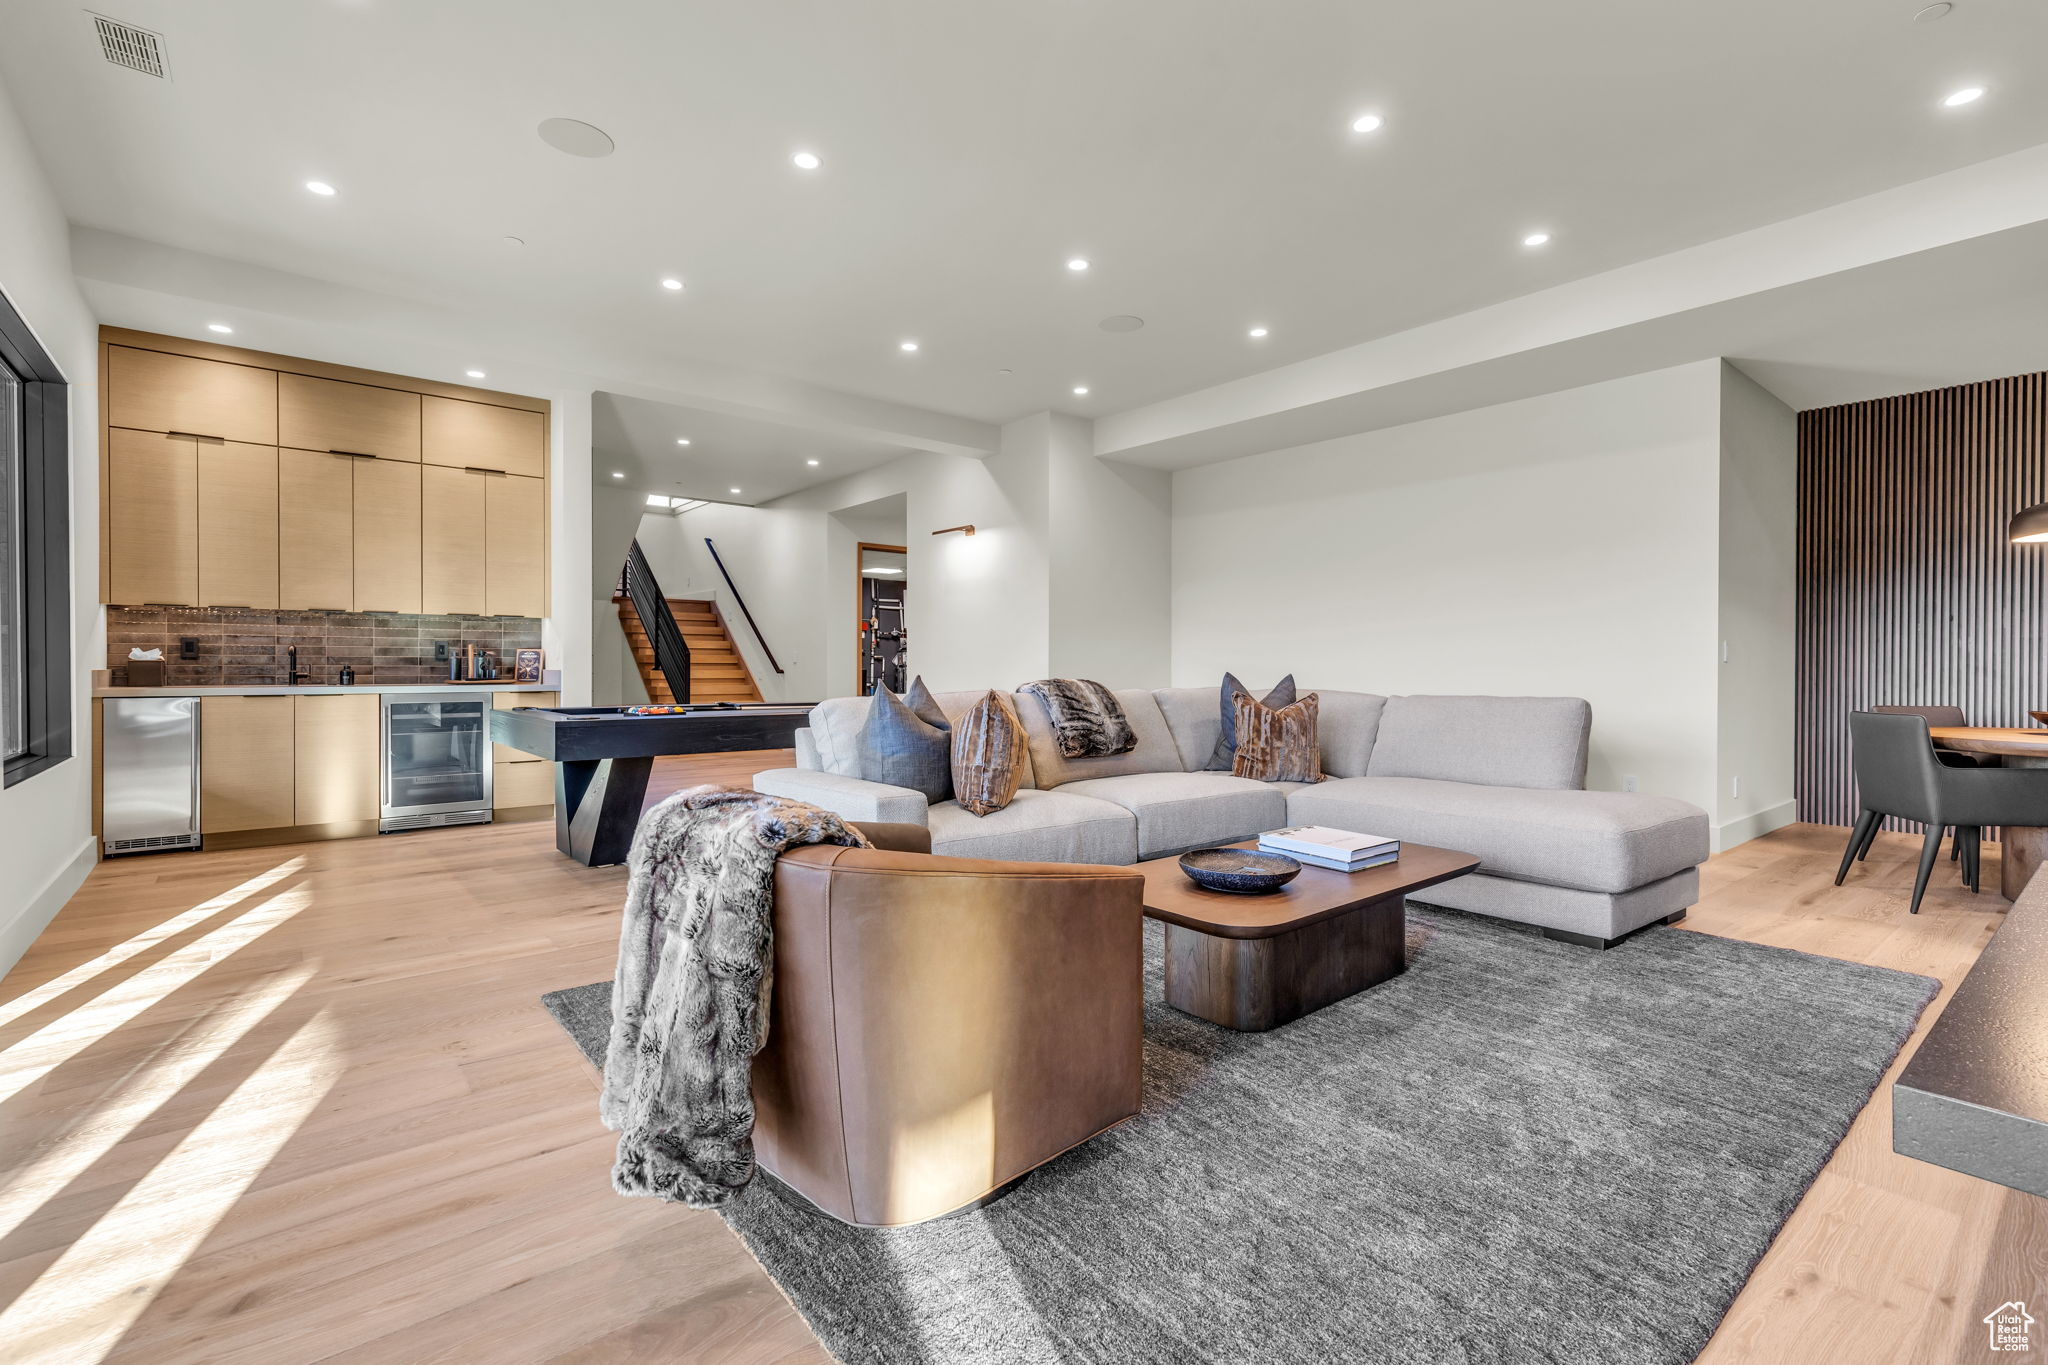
left=0, top=760, right=2040, bottom=1364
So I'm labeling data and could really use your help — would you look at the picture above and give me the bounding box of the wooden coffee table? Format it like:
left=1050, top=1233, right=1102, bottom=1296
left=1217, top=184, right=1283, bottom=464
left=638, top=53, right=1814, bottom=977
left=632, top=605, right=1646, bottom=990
left=1136, top=840, right=1479, bottom=1031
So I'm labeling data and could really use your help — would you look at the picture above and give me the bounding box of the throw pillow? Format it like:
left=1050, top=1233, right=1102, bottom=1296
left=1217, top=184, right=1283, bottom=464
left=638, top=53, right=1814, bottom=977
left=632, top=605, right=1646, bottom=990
left=903, top=675, right=950, bottom=730
left=1232, top=690, right=1324, bottom=784
left=952, top=690, right=1028, bottom=816
left=854, top=687, right=953, bottom=803
left=1207, top=672, right=1297, bottom=770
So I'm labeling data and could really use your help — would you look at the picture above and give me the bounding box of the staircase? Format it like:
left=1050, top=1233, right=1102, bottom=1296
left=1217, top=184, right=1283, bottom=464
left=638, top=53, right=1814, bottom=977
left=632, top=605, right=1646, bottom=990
left=616, top=596, right=761, bottom=704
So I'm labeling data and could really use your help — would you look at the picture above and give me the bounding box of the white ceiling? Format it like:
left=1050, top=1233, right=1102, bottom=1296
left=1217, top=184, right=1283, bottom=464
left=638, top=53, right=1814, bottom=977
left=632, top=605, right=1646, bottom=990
left=5, top=0, right=2048, bottom=466
left=592, top=393, right=914, bottom=505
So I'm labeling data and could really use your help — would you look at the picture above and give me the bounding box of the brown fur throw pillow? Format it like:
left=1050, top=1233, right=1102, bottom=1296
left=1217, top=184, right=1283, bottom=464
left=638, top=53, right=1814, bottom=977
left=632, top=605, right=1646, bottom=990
left=1231, top=690, right=1324, bottom=784
left=952, top=690, right=1028, bottom=815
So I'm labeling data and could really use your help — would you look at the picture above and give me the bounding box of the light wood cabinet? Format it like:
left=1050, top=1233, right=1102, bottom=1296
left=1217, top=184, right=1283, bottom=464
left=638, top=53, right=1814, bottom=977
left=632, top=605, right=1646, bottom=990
left=109, top=346, right=276, bottom=444
left=102, top=329, right=550, bottom=620
left=421, top=465, right=488, bottom=614
left=197, top=442, right=279, bottom=608
left=279, top=374, right=421, bottom=462
left=353, top=458, right=422, bottom=613
left=423, top=396, right=545, bottom=477
left=107, top=429, right=198, bottom=606
left=492, top=760, right=555, bottom=809
left=200, top=696, right=295, bottom=833
left=293, top=694, right=381, bottom=824
left=487, top=474, right=547, bottom=617
left=279, top=450, right=356, bottom=611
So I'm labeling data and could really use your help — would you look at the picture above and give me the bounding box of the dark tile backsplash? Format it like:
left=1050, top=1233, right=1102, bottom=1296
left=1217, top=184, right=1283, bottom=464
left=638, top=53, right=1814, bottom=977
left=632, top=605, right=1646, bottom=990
left=107, top=608, right=543, bottom=687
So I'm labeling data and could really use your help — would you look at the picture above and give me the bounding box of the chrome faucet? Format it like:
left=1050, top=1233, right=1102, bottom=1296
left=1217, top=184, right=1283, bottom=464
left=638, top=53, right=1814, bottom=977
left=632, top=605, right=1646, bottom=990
left=285, top=644, right=311, bottom=686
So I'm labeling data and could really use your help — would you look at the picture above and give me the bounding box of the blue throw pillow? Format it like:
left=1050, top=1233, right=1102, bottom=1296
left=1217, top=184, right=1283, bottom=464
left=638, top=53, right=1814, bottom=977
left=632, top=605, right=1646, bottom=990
left=1206, top=672, right=1297, bottom=771
left=856, top=686, right=953, bottom=803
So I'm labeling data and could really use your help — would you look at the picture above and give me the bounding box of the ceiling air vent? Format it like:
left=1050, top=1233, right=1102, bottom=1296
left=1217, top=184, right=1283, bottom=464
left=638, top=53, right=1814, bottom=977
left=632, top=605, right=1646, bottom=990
left=92, top=14, right=168, bottom=78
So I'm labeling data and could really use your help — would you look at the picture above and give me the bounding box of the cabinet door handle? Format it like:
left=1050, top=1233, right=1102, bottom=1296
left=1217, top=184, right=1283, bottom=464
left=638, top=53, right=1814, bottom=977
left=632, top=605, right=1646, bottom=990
left=463, top=466, right=507, bottom=475
left=333, top=449, right=377, bottom=459
left=167, top=430, right=226, bottom=442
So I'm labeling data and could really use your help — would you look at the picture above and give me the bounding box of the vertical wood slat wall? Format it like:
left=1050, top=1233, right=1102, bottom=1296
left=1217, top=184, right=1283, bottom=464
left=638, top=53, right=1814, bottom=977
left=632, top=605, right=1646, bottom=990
left=1797, top=370, right=2048, bottom=830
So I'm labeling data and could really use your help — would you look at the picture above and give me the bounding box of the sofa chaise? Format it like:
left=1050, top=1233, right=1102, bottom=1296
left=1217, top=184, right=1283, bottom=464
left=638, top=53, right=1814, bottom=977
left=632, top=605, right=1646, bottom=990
left=755, top=687, right=1709, bottom=948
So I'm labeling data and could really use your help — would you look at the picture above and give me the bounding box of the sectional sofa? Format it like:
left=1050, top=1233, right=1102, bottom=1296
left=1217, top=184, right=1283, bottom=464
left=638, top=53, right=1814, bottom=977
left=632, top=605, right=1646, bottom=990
left=754, top=687, right=1710, bottom=948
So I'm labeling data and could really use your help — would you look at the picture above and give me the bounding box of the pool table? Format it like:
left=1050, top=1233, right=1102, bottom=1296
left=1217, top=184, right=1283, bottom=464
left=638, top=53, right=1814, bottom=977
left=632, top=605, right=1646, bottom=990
left=490, top=702, right=813, bottom=865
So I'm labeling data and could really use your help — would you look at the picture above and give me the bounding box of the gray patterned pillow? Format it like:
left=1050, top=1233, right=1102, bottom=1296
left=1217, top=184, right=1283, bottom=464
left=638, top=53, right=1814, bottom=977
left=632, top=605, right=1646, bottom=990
left=1207, top=672, right=1297, bottom=771
left=855, top=686, right=953, bottom=803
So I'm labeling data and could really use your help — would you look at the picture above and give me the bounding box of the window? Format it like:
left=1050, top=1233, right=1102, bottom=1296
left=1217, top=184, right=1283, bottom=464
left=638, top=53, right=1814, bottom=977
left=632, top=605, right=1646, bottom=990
left=0, top=285, right=70, bottom=787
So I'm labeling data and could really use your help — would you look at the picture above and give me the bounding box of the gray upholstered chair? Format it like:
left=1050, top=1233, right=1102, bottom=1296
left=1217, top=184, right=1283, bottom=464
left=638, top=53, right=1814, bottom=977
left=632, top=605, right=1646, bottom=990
left=1871, top=705, right=1994, bottom=860
left=1837, top=711, right=2048, bottom=913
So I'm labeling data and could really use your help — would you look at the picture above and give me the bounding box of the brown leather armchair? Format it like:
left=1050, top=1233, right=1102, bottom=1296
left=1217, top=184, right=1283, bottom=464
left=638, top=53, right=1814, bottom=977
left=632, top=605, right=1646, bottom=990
left=754, top=828, right=1145, bottom=1227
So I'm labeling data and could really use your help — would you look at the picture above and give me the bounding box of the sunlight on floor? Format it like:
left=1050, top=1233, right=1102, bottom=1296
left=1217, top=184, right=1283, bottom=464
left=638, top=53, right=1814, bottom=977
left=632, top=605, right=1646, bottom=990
left=0, top=960, right=318, bottom=1243
left=0, top=858, right=304, bottom=1030
left=0, top=1007, right=345, bottom=1365
left=0, top=871, right=314, bottom=1105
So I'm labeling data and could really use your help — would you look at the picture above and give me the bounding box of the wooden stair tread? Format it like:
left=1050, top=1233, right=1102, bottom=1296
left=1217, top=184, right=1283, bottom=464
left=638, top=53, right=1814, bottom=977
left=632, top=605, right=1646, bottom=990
left=616, top=596, right=761, bottom=704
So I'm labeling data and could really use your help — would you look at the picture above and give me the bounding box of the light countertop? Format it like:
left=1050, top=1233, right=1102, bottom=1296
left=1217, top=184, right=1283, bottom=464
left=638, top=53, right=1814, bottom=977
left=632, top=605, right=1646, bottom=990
left=92, top=671, right=562, bottom=699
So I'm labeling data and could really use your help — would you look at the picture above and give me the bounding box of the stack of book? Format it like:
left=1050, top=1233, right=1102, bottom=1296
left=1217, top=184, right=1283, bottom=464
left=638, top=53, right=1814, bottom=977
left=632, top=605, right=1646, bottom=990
left=1258, top=825, right=1400, bottom=872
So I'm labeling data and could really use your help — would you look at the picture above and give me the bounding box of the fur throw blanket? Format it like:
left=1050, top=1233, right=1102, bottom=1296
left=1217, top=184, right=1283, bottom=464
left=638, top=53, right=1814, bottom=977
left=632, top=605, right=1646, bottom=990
left=599, top=785, right=870, bottom=1207
left=1021, top=678, right=1138, bottom=758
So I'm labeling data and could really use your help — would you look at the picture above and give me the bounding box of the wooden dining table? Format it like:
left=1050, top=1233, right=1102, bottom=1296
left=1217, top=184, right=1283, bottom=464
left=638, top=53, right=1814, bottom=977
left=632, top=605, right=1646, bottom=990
left=1928, top=727, right=2048, bottom=899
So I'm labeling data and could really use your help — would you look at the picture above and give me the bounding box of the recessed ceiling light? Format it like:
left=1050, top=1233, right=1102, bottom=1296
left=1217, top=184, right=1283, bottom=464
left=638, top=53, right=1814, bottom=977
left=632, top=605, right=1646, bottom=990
left=1522, top=231, right=1552, bottom=248
left=1066, top=257, right=1090, bottom=272
left=792, top=150, right=821, bottom=170
left=612, top=471, right=624, bottom=478
left=1247, top=326, right=1269, bottom=339
left=676, top=438, right=691, bottom=446
left=1915, top=1, right=1953, bottom=19
left=1351, top=113, right=1384, bottom=133
left=305, top=180, right=336, bottom=196
left=537, top=118, right=616, bottom=158
left=730, top=487, right=742, bottom=494
left=661, top=277, right=684, bottom=291
left=465, top=369, right=486, bottom=379
left=1072, top=385, right=1090, bottom=396
left=1942, top=85, right=1986, bottom=108
left=900, top=340, right=920, bottom=352
left=806, top=459, right=820, bottom=466
left=1099, top=314, right=1145, bottom=333
left=502, top=235, right=525, bottom=247
left=207, top=323, right=233, bottom=334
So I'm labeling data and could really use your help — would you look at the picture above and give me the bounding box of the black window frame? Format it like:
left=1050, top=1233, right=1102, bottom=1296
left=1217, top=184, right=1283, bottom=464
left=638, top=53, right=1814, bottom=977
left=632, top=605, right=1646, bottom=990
left=0, top=285, right=71, bottom=789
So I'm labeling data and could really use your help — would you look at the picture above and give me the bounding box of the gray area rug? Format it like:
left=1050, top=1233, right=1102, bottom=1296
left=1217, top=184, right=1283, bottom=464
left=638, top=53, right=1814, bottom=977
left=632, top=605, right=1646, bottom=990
left=543, top=907, right=1936, bottom=1365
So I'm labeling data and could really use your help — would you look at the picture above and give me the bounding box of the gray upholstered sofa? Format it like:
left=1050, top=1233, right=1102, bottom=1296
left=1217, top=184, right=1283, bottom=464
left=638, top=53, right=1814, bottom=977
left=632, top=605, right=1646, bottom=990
left=754, top=687, right=1709, bottom=948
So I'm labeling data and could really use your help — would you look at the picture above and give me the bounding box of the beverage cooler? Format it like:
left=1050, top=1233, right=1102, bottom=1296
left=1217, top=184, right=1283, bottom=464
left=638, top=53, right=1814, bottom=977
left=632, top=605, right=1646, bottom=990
left=381, top=693, right=492, bottom=831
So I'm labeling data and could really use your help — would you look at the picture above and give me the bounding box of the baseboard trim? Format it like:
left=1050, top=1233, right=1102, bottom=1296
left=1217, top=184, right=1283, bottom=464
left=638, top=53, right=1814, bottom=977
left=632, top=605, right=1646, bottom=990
left=1714, top=799, right=1798, bottom=853
left=0, top=835, right=98, bottom=981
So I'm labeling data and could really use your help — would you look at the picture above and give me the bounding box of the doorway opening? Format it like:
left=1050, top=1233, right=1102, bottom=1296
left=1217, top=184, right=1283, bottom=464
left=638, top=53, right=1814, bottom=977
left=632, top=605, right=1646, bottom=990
left=858, top=543, right=908, bottom=695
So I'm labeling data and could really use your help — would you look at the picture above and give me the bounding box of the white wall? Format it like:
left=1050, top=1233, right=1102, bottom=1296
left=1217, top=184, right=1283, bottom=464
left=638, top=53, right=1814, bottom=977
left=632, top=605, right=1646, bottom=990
left=1173, top=361, right=1729, bottom=814
left=0, top=87, right=100, bottom=979
left=1716, top=362, right=1799, bottom=845
left=1047, top=412, right=1172, bottom=686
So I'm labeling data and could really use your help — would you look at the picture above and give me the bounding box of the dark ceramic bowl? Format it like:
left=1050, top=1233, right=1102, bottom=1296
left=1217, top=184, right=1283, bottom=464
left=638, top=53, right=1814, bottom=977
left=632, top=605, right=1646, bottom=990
left=1178, top=847, right=1302, bottom=895
left=2031, top=711, right=2048, bottom=727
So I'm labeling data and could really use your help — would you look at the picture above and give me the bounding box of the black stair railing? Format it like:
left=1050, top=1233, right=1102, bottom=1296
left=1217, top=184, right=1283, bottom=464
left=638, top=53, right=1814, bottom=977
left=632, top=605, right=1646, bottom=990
left=623, top=539, right=692, bottom=703
left=704, top=537, right=786, bottom=675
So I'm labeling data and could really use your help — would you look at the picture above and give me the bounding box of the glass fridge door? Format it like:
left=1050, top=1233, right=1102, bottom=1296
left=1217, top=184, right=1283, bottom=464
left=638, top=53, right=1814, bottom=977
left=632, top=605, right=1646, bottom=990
left=384, top=698, right=488, bottom=813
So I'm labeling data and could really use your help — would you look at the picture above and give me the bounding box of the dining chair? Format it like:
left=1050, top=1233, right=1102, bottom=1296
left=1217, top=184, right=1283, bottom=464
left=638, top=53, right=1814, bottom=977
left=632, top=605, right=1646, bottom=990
left=1871, top=705, right=1995, bottom=860
left=1837, top=711, right=2048, bottom=913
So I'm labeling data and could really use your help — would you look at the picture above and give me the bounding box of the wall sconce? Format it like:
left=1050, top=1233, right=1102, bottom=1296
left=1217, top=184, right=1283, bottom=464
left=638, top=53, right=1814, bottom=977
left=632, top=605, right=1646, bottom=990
left=2011, top=503, right=2048, bottom=543
left=931, top=524, right=976, bottom=537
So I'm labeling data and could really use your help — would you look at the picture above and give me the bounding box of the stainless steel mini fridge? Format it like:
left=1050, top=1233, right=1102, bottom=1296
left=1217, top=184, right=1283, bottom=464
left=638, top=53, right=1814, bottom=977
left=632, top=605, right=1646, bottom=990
left=380, top=693, right=493, bottom=831
left=102, top=696, right=202, bottom=855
